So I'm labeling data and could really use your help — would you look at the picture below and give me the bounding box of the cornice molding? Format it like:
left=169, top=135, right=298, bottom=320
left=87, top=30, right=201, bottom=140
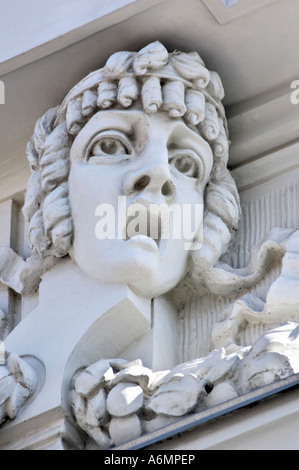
left=0, top=0, right=165, bottom=77
left=228, top=84, right=299, bottom=167
left=202, top=0, right=279, bottom=25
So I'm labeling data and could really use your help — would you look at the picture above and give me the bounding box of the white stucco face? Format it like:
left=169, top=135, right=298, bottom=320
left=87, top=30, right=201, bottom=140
left=68, top=108, right=213, bottom=297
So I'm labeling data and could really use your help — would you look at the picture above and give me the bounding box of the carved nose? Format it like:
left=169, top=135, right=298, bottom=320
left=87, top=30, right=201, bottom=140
left=133, top=175, right=151, bottom=191
left=124, top=168, right=176, bottom=199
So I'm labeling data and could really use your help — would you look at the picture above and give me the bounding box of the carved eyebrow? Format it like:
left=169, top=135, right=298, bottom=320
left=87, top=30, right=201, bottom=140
left=89, top=111, right=143, bottom=136
left=167, top=122, right=213, bottom=154
left=71, top=111, right=151, bottom=162
left=89, top=113, right=153, bottom=151
left=89, top=119, right=133, bottom=136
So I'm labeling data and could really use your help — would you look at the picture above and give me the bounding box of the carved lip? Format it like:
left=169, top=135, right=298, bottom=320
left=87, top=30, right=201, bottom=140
left=126, top=234, right=160, bottom=254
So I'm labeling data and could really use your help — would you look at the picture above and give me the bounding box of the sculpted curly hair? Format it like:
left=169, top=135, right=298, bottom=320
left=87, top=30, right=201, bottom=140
left=22, top=42, right=241, bottom=293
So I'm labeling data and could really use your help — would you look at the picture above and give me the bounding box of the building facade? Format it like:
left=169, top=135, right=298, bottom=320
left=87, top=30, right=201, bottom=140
left=1, top=0, right=299, bottom=450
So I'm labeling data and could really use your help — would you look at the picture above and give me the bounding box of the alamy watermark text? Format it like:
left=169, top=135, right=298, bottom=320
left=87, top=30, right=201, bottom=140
left=95, top=196, right=203, bottom=250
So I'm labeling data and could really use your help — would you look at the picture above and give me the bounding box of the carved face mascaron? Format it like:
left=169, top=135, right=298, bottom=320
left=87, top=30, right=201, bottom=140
left=23, top=41, right=241, bottom=297
left=69, top=108, right=213, bottom=297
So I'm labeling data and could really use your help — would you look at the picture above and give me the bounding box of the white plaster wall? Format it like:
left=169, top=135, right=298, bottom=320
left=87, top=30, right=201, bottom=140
left=178, top=162, right=299, bottom=361
left=0, top=0, right=163, bottom=65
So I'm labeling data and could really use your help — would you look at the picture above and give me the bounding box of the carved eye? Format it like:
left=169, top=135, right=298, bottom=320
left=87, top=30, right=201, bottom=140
left=92, top=138, right=130, bottom=156
left=87, top=132, right=132, bottom=161
left=169, top=151, right=202, bottom=179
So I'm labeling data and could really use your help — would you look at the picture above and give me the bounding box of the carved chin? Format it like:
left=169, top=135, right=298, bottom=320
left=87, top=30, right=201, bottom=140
left=128, top=270, right=183, bottom=298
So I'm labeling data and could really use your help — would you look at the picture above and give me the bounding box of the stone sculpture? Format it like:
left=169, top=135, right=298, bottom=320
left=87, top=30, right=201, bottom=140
left=70, top=321, right=299, bottom=448
left=0, top=42, right=242, bottom=298
left=0, top=41, right=299, bottom=449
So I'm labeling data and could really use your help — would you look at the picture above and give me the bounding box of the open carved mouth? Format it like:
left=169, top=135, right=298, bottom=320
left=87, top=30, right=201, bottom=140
left=125, top=205, right=167, bottom=255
